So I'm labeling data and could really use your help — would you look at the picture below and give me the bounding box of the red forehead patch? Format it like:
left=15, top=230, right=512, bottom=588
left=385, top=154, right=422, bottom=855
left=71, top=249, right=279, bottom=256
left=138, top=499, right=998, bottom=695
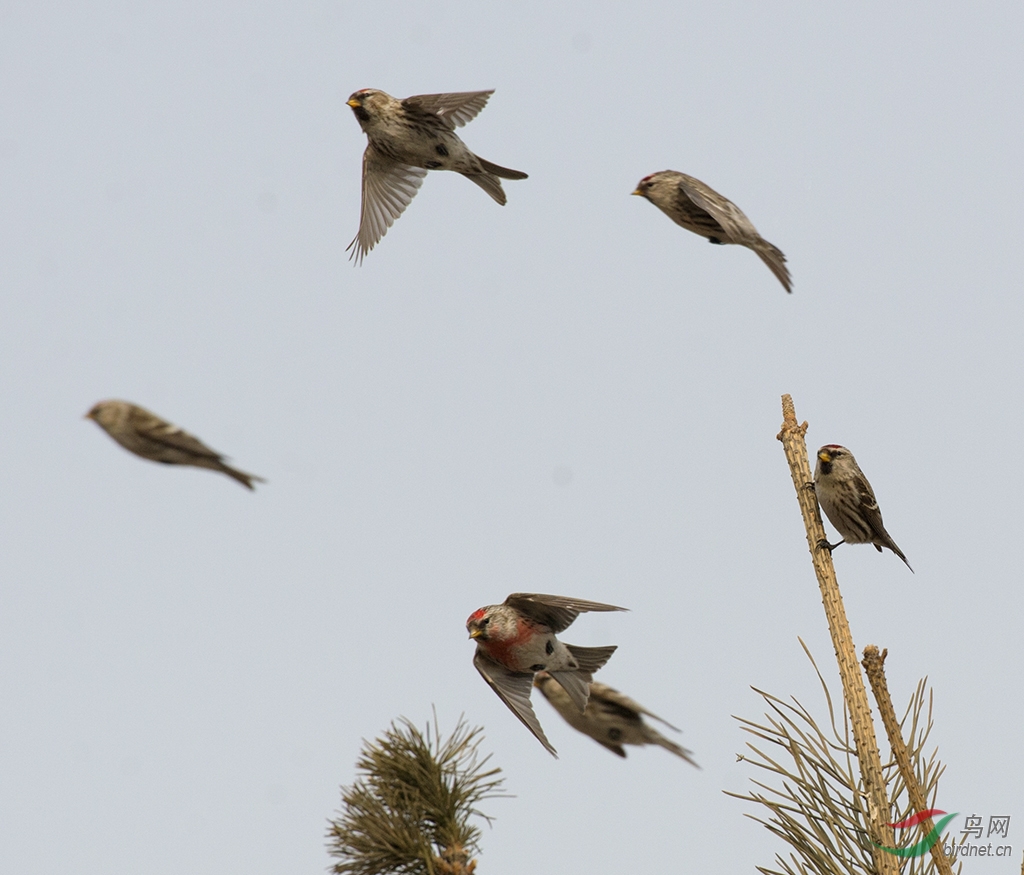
left=467, top=607, right=486, bottom=623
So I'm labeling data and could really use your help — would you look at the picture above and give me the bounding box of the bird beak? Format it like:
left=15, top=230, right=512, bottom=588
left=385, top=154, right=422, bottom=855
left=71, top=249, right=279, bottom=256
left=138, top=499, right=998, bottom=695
left=346, top=98, right=360, bottom=108
left=631, top=189, right=643, bottom=196
left=84, top=411, right=94, bottom=420
left=468, top=629, right=483, bottom=640
left=818, top=450, right=832, bottom=463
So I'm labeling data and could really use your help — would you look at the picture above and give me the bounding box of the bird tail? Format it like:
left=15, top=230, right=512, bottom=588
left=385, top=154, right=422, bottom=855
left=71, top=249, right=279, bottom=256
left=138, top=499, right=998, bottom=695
left=565, top=643, right=617, bottom=674
left=648, top=729, right=701, bottom=768
left=462, top=171, right=508, bottom=205
left=753, top=239, right=792, bottom=293
left=884, top=538, right=914, bottom=572
left=477, top=157, right=529, bottom=180
left=219, top=464, right=266, bottom=491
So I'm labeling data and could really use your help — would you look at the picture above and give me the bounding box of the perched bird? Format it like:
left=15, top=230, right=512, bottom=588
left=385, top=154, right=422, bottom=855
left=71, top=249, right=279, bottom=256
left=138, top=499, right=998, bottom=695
left=345, top=88, right=528, bottom=263
left=814, top=444, right=911, bottom=570
left=632, top=170, right=791, bottom=293
left=534, top=672, right=699, bottom=766
left=467, top=593, right=627, bottom=756
left=85, top=400, right=265, bottom=490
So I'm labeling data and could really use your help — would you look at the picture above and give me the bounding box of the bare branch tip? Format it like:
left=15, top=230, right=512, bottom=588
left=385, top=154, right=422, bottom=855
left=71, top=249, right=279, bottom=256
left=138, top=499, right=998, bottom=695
left=781, top=394, right=795, bottom=420
left=777, top=398, right=809, bottom=441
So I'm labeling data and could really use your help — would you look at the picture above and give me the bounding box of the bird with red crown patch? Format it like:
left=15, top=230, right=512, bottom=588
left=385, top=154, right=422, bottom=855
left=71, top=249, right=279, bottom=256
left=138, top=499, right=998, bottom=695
left=814, top=444, right=911, bottom=570
left=632, top=169, right=791, bottom=292
left=466, top=593, right=627, bottom=756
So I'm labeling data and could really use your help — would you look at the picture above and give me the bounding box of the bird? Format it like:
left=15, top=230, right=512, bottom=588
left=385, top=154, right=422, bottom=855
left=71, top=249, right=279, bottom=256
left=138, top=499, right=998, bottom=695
left=632, top=170, right=791, bottom=293
left=85, top=399, right=265, bottom=490
left=345, top=88, right=528, bottom=263
left=814, top=444, right=911, bottom=570
left=534, top=671, right=699, bottom=766
left=467, top=593, right=627, bottom=756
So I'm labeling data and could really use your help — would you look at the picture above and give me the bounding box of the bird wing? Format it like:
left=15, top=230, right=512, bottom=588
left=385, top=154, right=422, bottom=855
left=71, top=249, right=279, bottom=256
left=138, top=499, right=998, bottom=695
left=588, top=682, right=681, bottom=732
left=505, top=593, right=628, bottom=633
left=473, top=651, right=556, bottom=756
left=402, top=90, right=493, bottom=129
left=853, top=482, right=888, bottom=535
left=346, top=145, right=427, bottom=264
left=127, top=408, right=223, bottom=461
left=856, top=488, right=903, bottom=552
left=675, top=175, right=760, bottom=241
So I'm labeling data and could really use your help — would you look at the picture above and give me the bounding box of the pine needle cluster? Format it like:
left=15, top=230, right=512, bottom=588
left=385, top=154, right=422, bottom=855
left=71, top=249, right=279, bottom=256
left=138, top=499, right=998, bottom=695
left=731, top=643, right=957, bottom=875
left=327, top=716, right=506, bottom=875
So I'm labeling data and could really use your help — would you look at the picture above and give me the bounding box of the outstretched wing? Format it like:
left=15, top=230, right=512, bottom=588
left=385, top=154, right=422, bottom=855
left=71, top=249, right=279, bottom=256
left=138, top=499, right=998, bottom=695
left=676, top=175, right=760, bottom=242
left=474, top=651, right=556, bottom=756
left=347, top=144, right=427, bottom=264
left=402, top=90, right=494, bottom=129
left=505, top=593, right=628, bottom=633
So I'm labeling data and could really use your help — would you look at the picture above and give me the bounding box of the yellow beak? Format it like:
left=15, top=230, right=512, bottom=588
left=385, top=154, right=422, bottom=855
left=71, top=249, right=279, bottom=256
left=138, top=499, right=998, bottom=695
left=818, top=450, right=832, bottom=462
left=631, top=189, right=643, bottom=196
left=469, top=629, right=483, bottom=640
left=346, top=98, right=360, bottom=108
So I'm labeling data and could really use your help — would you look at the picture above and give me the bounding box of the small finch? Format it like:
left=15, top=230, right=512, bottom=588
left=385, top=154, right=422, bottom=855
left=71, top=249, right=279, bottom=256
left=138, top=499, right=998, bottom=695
left=632, top=170, right=791, bottom=293
left=814, top=444, right=911, bottom=570
left=534, top=671, right=699, bottom=767
left=467, top=593, right=627, bottom=756
left=345, top=88, right=528, bottom=263
left=85, top=399, right=265, bottom=490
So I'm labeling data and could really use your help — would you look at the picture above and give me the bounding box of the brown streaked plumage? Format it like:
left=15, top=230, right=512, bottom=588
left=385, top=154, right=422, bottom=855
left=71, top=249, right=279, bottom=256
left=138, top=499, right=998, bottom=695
left=814, top=444, right=911, bottom=570
left=535, top=671, right=699, bottom=766
left=632, top=170, right=791, bottom=293
left=85, top=399, right=265, bottom=490
left=345, top=88, right=528, bottom=263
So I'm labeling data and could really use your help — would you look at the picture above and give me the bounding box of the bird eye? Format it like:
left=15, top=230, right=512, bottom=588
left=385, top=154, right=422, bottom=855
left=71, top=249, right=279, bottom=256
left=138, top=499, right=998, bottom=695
left=479, top=617, right=490, bottom=626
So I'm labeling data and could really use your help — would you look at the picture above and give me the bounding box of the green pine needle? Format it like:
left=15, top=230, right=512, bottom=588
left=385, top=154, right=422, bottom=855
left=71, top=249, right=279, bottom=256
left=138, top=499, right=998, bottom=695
left=327, top=715, right=508, bottom=875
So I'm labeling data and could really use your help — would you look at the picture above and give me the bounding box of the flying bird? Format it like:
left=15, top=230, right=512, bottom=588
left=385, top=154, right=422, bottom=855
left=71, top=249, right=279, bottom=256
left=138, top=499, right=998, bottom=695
left=345, top=88, right=528, bottom=263
left=85, top=399, right=264, bottom=490
left=534, top=672, right=699, bottom=766
left=467, top=593, right=627, bottom=756
left=814, top=444, right=911, bottom=570
left=632, top=170, right=791, bottom=293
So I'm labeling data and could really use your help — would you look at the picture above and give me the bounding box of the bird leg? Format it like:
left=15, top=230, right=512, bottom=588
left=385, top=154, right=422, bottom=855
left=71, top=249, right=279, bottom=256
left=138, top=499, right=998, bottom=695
left=817, top=537, right=845, bottom=554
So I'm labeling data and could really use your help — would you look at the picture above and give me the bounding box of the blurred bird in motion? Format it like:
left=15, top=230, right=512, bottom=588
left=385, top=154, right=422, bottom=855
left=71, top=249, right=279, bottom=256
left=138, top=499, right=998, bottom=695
left=534, top=672, right=699, bottom=766
left=467, top=592, right=627, bottom=756
left=85, top=400, right=265, bottom=490
left=346, top=88, right=528, bottom=263
left=632, top=170, right=791, bottom=293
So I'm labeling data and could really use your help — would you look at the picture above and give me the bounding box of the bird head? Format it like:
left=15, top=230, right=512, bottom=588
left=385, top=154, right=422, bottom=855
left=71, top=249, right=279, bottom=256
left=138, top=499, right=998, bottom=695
left=346, top=89, right=388, bottom=125
left=466, top=607, right=491, bottom=640
left=632, top=171, right=680, bottom=207
left=631, top=173, right=658, bottom=200
left=816, top=444, right=851, bottom=476
left=84, top=400, right=121, bottom=430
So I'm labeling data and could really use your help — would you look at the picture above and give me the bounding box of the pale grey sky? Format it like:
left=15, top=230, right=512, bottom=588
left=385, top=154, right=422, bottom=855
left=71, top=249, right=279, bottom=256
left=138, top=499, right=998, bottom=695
left=1, top=2, right=1022, bottom=873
